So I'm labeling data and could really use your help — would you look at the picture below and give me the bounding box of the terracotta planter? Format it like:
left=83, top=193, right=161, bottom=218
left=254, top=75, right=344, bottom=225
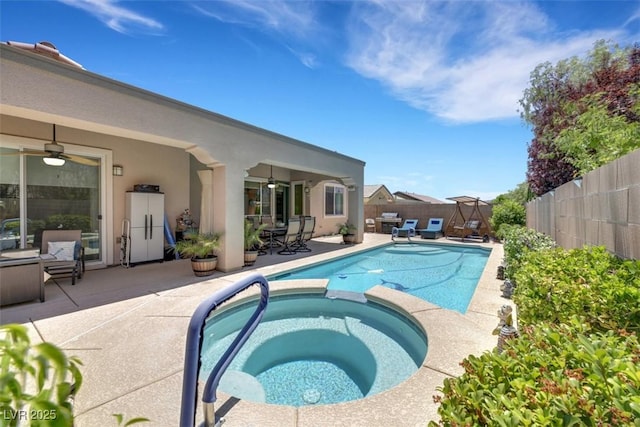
left=244, top=250, right=259, bottom=266
left=190, top=257, right=217, bottom=277
left=342, top=234, right=357, bottom=244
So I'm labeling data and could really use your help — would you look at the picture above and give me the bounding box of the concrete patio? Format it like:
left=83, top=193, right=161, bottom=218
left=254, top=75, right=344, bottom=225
left=0, top=234, right=508, bottom=426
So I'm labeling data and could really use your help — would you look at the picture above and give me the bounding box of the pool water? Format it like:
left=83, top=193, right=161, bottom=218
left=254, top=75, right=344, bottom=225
left=271, top=242, right=490, bottom=313
left=200, top=294, right=427, bottom=406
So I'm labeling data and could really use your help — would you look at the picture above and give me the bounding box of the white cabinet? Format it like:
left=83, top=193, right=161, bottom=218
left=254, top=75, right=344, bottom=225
left=125, top=192, right=165, bottom=264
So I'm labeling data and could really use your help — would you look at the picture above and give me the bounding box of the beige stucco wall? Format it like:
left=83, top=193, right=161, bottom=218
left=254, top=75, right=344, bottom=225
left=308, top=180, right=351, bottom=236
left=0, top=44, right=366, bottom=271
left=0, top=114, right=190, bottom=265
left=364, top=187, right=394, bottom=205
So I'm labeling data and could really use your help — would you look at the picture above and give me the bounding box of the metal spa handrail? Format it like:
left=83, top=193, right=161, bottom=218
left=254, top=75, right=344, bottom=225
left=180, top=273, right=270, bottom=427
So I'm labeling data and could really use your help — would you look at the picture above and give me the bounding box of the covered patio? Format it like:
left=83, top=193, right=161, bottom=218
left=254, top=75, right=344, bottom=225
left=0, top=42, right=365, bottom=274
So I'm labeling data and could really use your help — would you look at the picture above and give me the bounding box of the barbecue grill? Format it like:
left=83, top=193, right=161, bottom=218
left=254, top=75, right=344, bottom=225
left=375, top=212, right=402, bottom=234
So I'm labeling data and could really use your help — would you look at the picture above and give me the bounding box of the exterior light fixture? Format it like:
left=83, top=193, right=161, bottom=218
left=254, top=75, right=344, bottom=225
left=267, top=165, right=276, bottom=189
left=43, top=156, right=65, bottom=166
left=113, top=165, right=123, bottom=176
left=42, top=124, right=66, bottom=166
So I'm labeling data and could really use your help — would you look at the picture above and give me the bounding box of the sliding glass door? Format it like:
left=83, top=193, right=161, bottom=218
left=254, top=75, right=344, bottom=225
left=0, top=136, right=105, bottom=264
left=26, top=155, right=101, bottom=260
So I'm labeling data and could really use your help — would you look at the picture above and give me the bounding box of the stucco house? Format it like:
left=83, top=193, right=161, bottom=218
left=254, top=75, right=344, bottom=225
left=363, top=184, right=394, bottom=205
left=0, top=41, right=365, bottom=272
left=393, top=191, right=443, bottom=204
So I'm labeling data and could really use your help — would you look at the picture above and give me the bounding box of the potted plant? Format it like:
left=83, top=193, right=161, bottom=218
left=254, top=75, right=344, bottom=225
left=244, top=219, right=265, bottom=266
left=338, top=222, right=357, bottom=244
left=174, top=231, right=221, bottom=276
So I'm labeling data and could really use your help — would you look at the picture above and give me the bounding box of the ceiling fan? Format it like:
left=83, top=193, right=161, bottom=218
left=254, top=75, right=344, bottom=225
left=1, top=124, right=99, bottom=167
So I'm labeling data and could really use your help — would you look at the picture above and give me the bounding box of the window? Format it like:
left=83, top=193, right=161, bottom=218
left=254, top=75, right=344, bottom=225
left=244, top=181, right=271, bottom=217
left=324, top=184, right=345, bottom=216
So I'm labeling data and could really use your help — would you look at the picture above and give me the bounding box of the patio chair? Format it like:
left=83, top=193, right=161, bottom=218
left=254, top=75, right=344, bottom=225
left=293, top=216, right=315, bottom=252
left=391, top=219, right=419, bottom=241
left=418, top=218, right=444, bottom=239
left=277, top=218, right=302, bottom=255
left=40, top=229, right=85, bottom=285
left=365, top=218, right=376, bottom=233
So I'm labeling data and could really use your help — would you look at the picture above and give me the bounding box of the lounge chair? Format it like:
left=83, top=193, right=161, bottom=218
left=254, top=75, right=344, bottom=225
left=277, top=218, right=302, bottom=255
left=40, top=229, right=85, bottom=285
left=293, top=216, right=315, bottom=252
left=391, top=219, right=419, bottom=241
left=418, top=218, right=444, bottom=239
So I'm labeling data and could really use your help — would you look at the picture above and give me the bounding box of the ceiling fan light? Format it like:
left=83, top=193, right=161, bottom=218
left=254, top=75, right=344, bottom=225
left=43, top=156, right=65, bottom=166
left=267, top=164, right=276, bottom=188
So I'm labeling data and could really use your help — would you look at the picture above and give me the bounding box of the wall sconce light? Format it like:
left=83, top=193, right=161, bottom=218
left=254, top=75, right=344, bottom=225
left=304, top=186, right=310, bottom=194
left=113, top=165, right=123, bottom=176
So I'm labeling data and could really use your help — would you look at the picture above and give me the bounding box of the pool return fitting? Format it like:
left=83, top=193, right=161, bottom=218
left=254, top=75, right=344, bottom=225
left=180, top=273, right=270, bottom=427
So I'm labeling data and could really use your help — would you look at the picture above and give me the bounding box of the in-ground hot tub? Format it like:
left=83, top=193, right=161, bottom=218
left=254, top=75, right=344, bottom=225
left=200, top=293, right=427, bottom=406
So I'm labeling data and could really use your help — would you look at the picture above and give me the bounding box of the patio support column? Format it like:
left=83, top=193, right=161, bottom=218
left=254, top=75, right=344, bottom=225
left=349, top=186, right=364, bottom=243
left=348, top=173, right=365, bottom=243
left=212, top=165, right=244, bottom=272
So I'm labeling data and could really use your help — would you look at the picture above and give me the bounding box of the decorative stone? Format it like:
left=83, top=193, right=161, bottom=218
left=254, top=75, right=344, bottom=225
left=501, top=279, right=514, bottom=299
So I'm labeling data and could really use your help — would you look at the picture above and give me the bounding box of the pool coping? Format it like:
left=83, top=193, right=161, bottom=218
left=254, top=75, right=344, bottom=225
left=16, top=235, right=507, bottom=426
left=194, top=239, right=506, bottom=426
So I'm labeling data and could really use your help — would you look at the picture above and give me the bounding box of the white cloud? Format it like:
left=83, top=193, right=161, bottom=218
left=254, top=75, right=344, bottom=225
left=345, top=0, right=624, bottom=123
left=286, top=46, right=319, bottom=69
left=59, top=0, right=163, bottom=34
left=191, top=0, right=319, bottom=40
left=191, top=0, right=322, bottom=68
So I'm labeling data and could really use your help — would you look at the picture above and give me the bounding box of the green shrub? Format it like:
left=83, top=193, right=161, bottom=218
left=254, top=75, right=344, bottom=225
left=0, top=324, right=82, bottom=426
left=490, top=199, right=526, bottom=239
left=44, top=215, right=92, bottom=232
left=0, top=324, right=149, bottom=426
left=501, top=225, right=556, bottom=280
left=513, top=246, right=640, bottom=333
left=430, top=320, right=640, bottom=426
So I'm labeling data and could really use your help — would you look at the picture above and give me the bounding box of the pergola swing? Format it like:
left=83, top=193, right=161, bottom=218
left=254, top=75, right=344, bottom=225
left=445, top=196, right=492, bottom=242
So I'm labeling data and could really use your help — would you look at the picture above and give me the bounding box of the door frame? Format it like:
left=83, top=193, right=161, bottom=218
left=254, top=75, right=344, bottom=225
left=291, top=180, right=305, bottom=217
left=0, top=134, right=113, bottom=268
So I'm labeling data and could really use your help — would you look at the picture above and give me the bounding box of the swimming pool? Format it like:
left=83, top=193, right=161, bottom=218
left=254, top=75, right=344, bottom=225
left=270, top=242, right=490, bottom=313
left=200, top=293, right=427, bottom=406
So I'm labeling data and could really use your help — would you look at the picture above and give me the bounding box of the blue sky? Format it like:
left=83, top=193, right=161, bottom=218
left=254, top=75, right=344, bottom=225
left=1, top=1, right=639, bottom=201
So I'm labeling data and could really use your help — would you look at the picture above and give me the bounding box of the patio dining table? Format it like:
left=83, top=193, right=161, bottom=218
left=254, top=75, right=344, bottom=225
left=262, top=227, right=287, bottom=255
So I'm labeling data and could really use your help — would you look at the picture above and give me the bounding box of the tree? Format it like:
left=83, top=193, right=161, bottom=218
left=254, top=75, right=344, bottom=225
left=520, top=41, right=640, bottom=196
left=555, top=88, right=640, bottom=175
left=490, top=198, right=526, bottom=238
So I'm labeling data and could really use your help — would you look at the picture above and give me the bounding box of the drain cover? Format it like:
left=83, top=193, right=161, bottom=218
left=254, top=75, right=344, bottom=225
left=302, top=389, right=321, bottom=404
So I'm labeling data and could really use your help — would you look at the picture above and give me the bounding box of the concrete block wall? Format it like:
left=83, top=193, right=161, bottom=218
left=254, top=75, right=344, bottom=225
left=527, top=148, right=640, bottom=260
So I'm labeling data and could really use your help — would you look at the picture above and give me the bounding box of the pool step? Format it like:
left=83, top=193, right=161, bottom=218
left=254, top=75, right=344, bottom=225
left=219, top=370, right=266, bottom=403
left=325, top=289, right=367, bottom=303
